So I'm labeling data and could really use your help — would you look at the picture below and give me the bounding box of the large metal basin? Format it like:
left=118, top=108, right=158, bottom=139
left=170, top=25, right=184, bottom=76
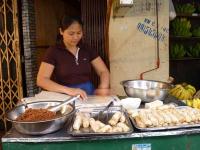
left=121, top=80, right=172, bottom=102
left=6, top=101, right=75, bottom=135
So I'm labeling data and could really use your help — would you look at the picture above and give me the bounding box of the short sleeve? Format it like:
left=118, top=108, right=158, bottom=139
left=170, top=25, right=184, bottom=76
left=42, top=46, right=56, bottom=66
left=88, top=46, right=99, bottom=61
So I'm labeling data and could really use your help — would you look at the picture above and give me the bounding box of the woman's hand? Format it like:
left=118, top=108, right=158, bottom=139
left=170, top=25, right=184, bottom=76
left=67, top=87, right=87, bottom=100
left=94, top=88, right=112, bottom=96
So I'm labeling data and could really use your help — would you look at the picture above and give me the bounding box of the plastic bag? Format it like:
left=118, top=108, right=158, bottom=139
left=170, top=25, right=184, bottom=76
left=169, top=0, right=176, bottom=21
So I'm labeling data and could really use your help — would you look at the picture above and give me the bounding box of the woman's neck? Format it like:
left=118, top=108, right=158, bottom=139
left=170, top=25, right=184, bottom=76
left=64, top=43, right=77, bottom=54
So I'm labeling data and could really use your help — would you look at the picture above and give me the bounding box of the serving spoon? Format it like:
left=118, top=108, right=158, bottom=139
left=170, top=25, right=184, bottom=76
left=21, top=95, right=80, bottom=112
left=48, top=95, right=80, bottom=112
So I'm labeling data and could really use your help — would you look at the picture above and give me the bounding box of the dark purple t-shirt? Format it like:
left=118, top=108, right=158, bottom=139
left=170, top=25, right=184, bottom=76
left=42, top=44, right=99, bottom=85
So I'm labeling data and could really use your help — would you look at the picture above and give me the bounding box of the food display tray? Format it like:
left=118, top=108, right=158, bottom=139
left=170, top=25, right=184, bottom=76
left=130, top=106, right=200, bottom=132
left=68, top=106, right=133, bottom=136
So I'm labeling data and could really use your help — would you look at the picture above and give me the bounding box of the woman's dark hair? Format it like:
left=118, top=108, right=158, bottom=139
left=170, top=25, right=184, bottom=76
left=56, top=15, right=83, bottom=45
left=60, top=15, right=83, bottom=31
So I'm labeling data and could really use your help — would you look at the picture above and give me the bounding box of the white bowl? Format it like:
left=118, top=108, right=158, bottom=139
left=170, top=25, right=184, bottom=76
left=119, top=97, right=141, bottom=110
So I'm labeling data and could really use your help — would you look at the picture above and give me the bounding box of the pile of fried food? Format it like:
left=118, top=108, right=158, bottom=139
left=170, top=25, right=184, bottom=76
left=130, top=104, right=200, bottom=128
left=73, top=111, right=130, bottom=133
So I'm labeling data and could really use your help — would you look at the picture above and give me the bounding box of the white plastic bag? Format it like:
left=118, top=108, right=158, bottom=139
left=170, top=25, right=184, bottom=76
left=169, top=0, right=176, bottom=21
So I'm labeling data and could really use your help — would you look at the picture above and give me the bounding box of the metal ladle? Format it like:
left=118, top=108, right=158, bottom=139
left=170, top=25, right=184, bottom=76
left=97, top=100, right=114, bottom=121
left=48, top=95, right=80, bottom=112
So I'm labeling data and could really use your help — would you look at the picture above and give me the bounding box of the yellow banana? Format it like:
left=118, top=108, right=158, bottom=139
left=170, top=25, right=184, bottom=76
left=183, top=90, right=192, bottom=100
left=187, top=88, right=195, bottom=96
left=178, top=90, right=185, bottom=100
left=186, top=99, right=193, bottom=107
left=185, top=84, right=196, bottom=94
left=193, top=98, right=199, bottom=108
left=173, top=88, right=184, bottom=99
left=169, top=84, right=182, bottom=94
left=171, top=86, right=184, bottom=97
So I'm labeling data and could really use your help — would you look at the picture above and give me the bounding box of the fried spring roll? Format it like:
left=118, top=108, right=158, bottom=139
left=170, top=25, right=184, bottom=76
left=96, top=120, right=106, bottom=128
left=138, top=111, right=152, bottom=127
left=120, top=114, right=126, bottom=123
left=73, top=114, right=82, bottom=130
left=134, top=116, right=146, bottom=128
left=97, top=125, right=112, bottom=133
left=117, top=122, right=130, bottom=132
left=89, top=118, right=100, bottom=132
left=109, top=112, right=122, bottom=126
left=82, top=113, right=90, bottom=128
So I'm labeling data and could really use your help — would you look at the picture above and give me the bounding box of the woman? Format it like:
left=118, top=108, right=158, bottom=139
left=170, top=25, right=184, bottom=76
left=37, top=15, right=110, bottom=100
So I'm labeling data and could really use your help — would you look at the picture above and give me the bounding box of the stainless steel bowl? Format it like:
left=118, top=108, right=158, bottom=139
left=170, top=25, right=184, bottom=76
left=6, top=101, right=75, bottom=135
left=121, top=80, right=172, bottom=102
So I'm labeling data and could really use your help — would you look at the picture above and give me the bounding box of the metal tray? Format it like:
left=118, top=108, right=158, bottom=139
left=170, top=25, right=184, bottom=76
left=130, top=106, right=200, bottom=131
left=68, top=106, right=133, bottom=136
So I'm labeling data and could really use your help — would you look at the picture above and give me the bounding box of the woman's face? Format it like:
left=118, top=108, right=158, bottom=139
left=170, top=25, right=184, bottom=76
left=60, top=22, right=83, bottom=47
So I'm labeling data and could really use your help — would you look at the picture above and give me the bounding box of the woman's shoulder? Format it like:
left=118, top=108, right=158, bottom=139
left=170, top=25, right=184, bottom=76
left=42, top=45, right=63, bottom=64
left=79, top=43, right=94, bottom=53
left=79, top=43, right=99, bottom=60
left=79, top=43, right=89, bottom=49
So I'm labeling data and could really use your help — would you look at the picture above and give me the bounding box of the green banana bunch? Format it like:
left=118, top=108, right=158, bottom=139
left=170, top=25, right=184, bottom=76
left=171, top=18, right=192, bottom=37
left=170, top=43, right=186, bottom=59
left=192, top=27, right=200, bottom=37
left=187, top=43, right=200, bottom=58
left=186, top=46, right=193, bottom=57
left=175, top=3, right=196, bottom=14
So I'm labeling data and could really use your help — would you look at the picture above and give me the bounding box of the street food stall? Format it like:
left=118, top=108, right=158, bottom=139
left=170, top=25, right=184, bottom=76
left=2, top=0, right=200, bottom=150
left=2, top=81, right=200, bottom=150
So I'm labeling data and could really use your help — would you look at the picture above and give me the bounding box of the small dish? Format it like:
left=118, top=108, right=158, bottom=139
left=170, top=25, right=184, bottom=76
left=119, top=97, right=141, bottom=110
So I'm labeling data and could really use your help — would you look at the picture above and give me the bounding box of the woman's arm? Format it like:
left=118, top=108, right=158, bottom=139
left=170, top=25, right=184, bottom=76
left=91, top=56, right=110, bottom=89
left=37, top=62, right=87, bottom=99
left=91, top=57, right=111, bottom=96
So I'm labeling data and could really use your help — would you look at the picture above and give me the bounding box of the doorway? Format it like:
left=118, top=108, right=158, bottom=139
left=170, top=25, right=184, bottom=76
left=34, top=0, right=109, bottom=88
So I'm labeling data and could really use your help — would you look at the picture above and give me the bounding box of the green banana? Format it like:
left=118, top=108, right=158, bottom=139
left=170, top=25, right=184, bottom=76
left=170, top=43, right=186, bottom=59
left=171, top=18, right=192, bottom=37
left=187, top=43, right=200, bottom=58
left=175, top=3, right=195, bottom=14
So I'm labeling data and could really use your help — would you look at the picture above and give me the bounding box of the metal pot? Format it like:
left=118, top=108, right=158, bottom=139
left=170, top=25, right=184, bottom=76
left=6, top=101, right=75, bottom=135
left=121, top=80, right=172, bottom=102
